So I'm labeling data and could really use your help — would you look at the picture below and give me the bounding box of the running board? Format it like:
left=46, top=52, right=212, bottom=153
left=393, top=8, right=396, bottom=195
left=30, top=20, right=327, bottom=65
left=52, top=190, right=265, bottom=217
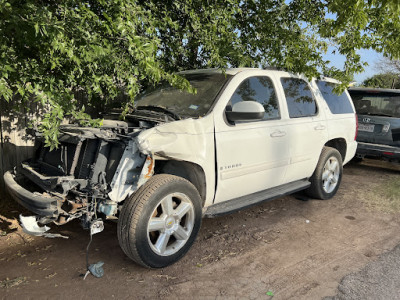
left=204, top=179, right=311, bottom=218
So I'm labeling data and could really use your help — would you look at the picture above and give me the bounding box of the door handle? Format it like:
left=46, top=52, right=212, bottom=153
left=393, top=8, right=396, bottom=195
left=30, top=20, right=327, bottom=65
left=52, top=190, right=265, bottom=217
left=270, top=130, right=286, bottom=137
left=314, top=125, right=326, bottom=130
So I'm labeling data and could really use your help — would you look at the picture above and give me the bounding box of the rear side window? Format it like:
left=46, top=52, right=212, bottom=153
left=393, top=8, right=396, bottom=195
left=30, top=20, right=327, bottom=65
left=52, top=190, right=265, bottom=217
left=316, top=80, right=354, bottom=114
left=281, top=78, right=317, bottom=118
left=230, top=76, right=280, bottom=120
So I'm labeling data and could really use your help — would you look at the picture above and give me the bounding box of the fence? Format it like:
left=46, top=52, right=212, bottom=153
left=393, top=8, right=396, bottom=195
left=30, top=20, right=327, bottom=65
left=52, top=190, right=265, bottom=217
left=0, top=90, right=129, bottom=197
left=0, top=99, right=41, bottom=196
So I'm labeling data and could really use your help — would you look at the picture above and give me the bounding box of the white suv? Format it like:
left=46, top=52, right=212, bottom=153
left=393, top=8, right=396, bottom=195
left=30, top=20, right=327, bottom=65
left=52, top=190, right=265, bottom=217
left=4, top=68, right=357, bottom=268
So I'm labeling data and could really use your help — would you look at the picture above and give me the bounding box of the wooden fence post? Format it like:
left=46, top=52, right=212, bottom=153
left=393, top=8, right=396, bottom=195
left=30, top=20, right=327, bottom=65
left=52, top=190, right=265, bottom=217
left=0, top=100, right=36, bottom=196
left=0, top=100, right=5, bottom=196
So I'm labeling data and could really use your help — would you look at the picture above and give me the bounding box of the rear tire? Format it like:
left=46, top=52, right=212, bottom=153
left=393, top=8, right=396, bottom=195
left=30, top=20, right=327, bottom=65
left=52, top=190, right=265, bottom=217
left=117, top=174, right=202, bottom=268
left=306, top=146, right=343, bottom=200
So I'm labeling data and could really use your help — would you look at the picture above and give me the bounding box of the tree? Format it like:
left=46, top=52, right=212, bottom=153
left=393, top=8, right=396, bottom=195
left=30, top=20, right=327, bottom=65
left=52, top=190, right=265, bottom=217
left=362, top=73, right=400, bottom=89
left=1, top=0, right=400, bottom=148
left=375, top=57, right=400, bottom=74
left=362, top=57, right=400, bottom=88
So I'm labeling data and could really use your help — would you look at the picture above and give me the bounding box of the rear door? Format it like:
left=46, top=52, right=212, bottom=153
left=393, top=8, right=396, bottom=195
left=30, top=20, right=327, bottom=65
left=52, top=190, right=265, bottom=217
left=277, top=75, right=328, bottom=183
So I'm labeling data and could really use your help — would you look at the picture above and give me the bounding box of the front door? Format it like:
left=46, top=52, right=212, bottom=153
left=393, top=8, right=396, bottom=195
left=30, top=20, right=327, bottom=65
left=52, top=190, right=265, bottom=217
left=213, top=74, right=290, bottom=204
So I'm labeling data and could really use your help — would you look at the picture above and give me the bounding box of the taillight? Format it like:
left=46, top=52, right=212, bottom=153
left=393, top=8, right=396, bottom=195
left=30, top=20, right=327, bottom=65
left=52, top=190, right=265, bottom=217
left=355, top=114, right=359, bottom=140
left=383, top=152, right=394, bottom=156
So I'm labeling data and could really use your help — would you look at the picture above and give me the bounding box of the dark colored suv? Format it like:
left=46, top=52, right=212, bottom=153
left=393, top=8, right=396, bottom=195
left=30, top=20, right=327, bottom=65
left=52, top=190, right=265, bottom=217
left=348, top=87, right=400, bottom=162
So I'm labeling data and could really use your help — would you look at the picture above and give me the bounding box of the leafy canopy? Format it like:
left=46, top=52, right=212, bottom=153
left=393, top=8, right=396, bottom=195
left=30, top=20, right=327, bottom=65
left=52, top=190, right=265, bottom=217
left=1, top=0, right=400, bottom=148
left=362, top=73, right=400, bottom=89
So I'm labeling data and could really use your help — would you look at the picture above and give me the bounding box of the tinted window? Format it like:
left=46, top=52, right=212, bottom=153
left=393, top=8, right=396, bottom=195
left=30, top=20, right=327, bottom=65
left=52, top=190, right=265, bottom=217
left=281, top=78, right=317, bottom=118
left=316, top=80, right=354, bottom=114
left=349, top=90, right=400, bottom=117
left=230, top=76, right=279, bottom=120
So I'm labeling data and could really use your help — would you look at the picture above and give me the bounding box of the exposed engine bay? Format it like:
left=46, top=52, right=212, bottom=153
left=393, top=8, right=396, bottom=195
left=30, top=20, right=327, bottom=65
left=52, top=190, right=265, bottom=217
left=5, top=111, right=174, bottom=228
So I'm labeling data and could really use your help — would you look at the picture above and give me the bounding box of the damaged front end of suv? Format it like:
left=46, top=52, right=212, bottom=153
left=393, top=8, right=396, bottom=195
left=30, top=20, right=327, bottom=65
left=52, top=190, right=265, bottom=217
left=4, top=70, right=231, bottom=270
left=4, top=117, right=157, bottom=233
left=5, top=70, right=225, bottom=233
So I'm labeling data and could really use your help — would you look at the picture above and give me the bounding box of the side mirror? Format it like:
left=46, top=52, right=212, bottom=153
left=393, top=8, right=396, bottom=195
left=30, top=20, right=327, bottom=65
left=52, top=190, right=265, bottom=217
left=226, top=101, right=265, bottom=122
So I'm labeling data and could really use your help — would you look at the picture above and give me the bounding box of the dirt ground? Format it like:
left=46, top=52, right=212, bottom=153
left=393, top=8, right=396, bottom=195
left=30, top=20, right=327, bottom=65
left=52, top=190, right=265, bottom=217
left=1, top=159, right=400, bottom=300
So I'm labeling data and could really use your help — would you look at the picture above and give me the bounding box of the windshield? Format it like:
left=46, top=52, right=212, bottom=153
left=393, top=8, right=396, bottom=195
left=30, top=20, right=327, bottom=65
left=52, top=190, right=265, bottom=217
left=349, top=91, right=400, bottom=117
left=135, top=72, right=232, bottom=118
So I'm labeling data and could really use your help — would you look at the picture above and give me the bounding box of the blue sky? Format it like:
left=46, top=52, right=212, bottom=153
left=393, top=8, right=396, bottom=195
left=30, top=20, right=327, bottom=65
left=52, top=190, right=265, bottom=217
left=324, top=49, right=383, bottom=84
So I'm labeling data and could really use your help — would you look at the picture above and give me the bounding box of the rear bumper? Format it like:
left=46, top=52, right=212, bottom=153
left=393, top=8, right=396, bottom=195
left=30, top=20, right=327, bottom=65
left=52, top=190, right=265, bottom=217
left=4, top=171, right=60, bottom=218
left=356, top=142, right=400, bottom=159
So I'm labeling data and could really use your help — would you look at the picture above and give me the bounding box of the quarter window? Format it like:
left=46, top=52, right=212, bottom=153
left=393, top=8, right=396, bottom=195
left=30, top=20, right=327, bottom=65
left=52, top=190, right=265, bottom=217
left=281, top=78, right=317, bottom=118
left=230, top=76, right=280, bottom=120
left=316, top=80, right=354, bottom=114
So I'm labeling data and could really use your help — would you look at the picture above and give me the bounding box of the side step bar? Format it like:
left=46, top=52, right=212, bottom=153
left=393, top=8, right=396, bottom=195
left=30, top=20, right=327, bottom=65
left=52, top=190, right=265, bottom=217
left=204, top=179, right=310, bottom=218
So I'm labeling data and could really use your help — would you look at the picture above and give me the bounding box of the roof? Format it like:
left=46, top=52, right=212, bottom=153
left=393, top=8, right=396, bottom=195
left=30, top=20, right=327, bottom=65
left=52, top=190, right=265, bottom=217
left=178, top=68, right=260, bottom=76
left=178, top=68, right=339, bottom=83
left=178, top=67, right=286, bottom=76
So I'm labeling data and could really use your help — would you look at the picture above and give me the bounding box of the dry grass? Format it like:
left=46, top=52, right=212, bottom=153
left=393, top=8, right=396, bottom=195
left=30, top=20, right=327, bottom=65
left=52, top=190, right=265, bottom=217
left=0, top=277, right=27, bottom=288
left=361, top=178, right=400, bottom=213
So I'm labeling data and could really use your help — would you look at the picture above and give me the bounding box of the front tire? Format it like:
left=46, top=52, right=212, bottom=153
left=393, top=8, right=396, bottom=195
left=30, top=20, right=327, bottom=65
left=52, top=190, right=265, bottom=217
left=306, top=146, right=343, bottom=200
left=117, top=174, right=202, bottom=268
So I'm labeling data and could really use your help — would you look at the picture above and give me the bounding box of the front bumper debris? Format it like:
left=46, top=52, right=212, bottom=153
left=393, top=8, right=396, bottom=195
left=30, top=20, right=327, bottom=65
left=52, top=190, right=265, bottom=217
left=4, top=171, right=61, bottom=218
left=19, top=215, right=68, bottom=239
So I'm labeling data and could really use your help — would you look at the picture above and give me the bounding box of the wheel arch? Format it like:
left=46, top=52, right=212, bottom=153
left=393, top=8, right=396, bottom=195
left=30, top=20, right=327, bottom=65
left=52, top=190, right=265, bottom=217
left=118, top=174, right=203, bottom=268
left=156, top=160, right=207, bottom=206
left=325, top=138, right=347, bottom=162
left=306, top=145, right=343, bottom=200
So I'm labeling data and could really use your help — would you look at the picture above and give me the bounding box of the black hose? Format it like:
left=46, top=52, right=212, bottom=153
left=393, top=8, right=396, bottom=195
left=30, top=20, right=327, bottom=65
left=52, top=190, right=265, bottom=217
left=86, top=232, right=93, bottom=270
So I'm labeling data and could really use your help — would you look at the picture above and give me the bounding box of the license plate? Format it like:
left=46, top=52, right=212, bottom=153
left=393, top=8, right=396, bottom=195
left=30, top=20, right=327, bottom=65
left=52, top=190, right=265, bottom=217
left=359, top=123, right=374, bottom=132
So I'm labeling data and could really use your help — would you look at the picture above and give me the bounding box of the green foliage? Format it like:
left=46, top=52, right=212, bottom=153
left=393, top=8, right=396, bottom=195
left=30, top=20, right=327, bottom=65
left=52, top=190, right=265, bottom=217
left=266, top=291, right=274, bottom=296
left=362, top=73, right=400, bottom=89
left=1, top=0, right=400, bottom=147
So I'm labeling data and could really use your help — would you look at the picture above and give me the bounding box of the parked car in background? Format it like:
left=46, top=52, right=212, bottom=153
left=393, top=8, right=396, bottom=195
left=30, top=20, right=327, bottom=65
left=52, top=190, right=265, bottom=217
left=348, top=87, right=400, bottom=163
left=5, top=68, right=357, bottom=269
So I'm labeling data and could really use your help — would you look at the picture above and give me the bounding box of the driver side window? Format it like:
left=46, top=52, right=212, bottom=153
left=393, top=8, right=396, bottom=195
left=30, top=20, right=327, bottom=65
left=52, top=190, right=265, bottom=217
left=229, top=76, right=280, bottom=120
